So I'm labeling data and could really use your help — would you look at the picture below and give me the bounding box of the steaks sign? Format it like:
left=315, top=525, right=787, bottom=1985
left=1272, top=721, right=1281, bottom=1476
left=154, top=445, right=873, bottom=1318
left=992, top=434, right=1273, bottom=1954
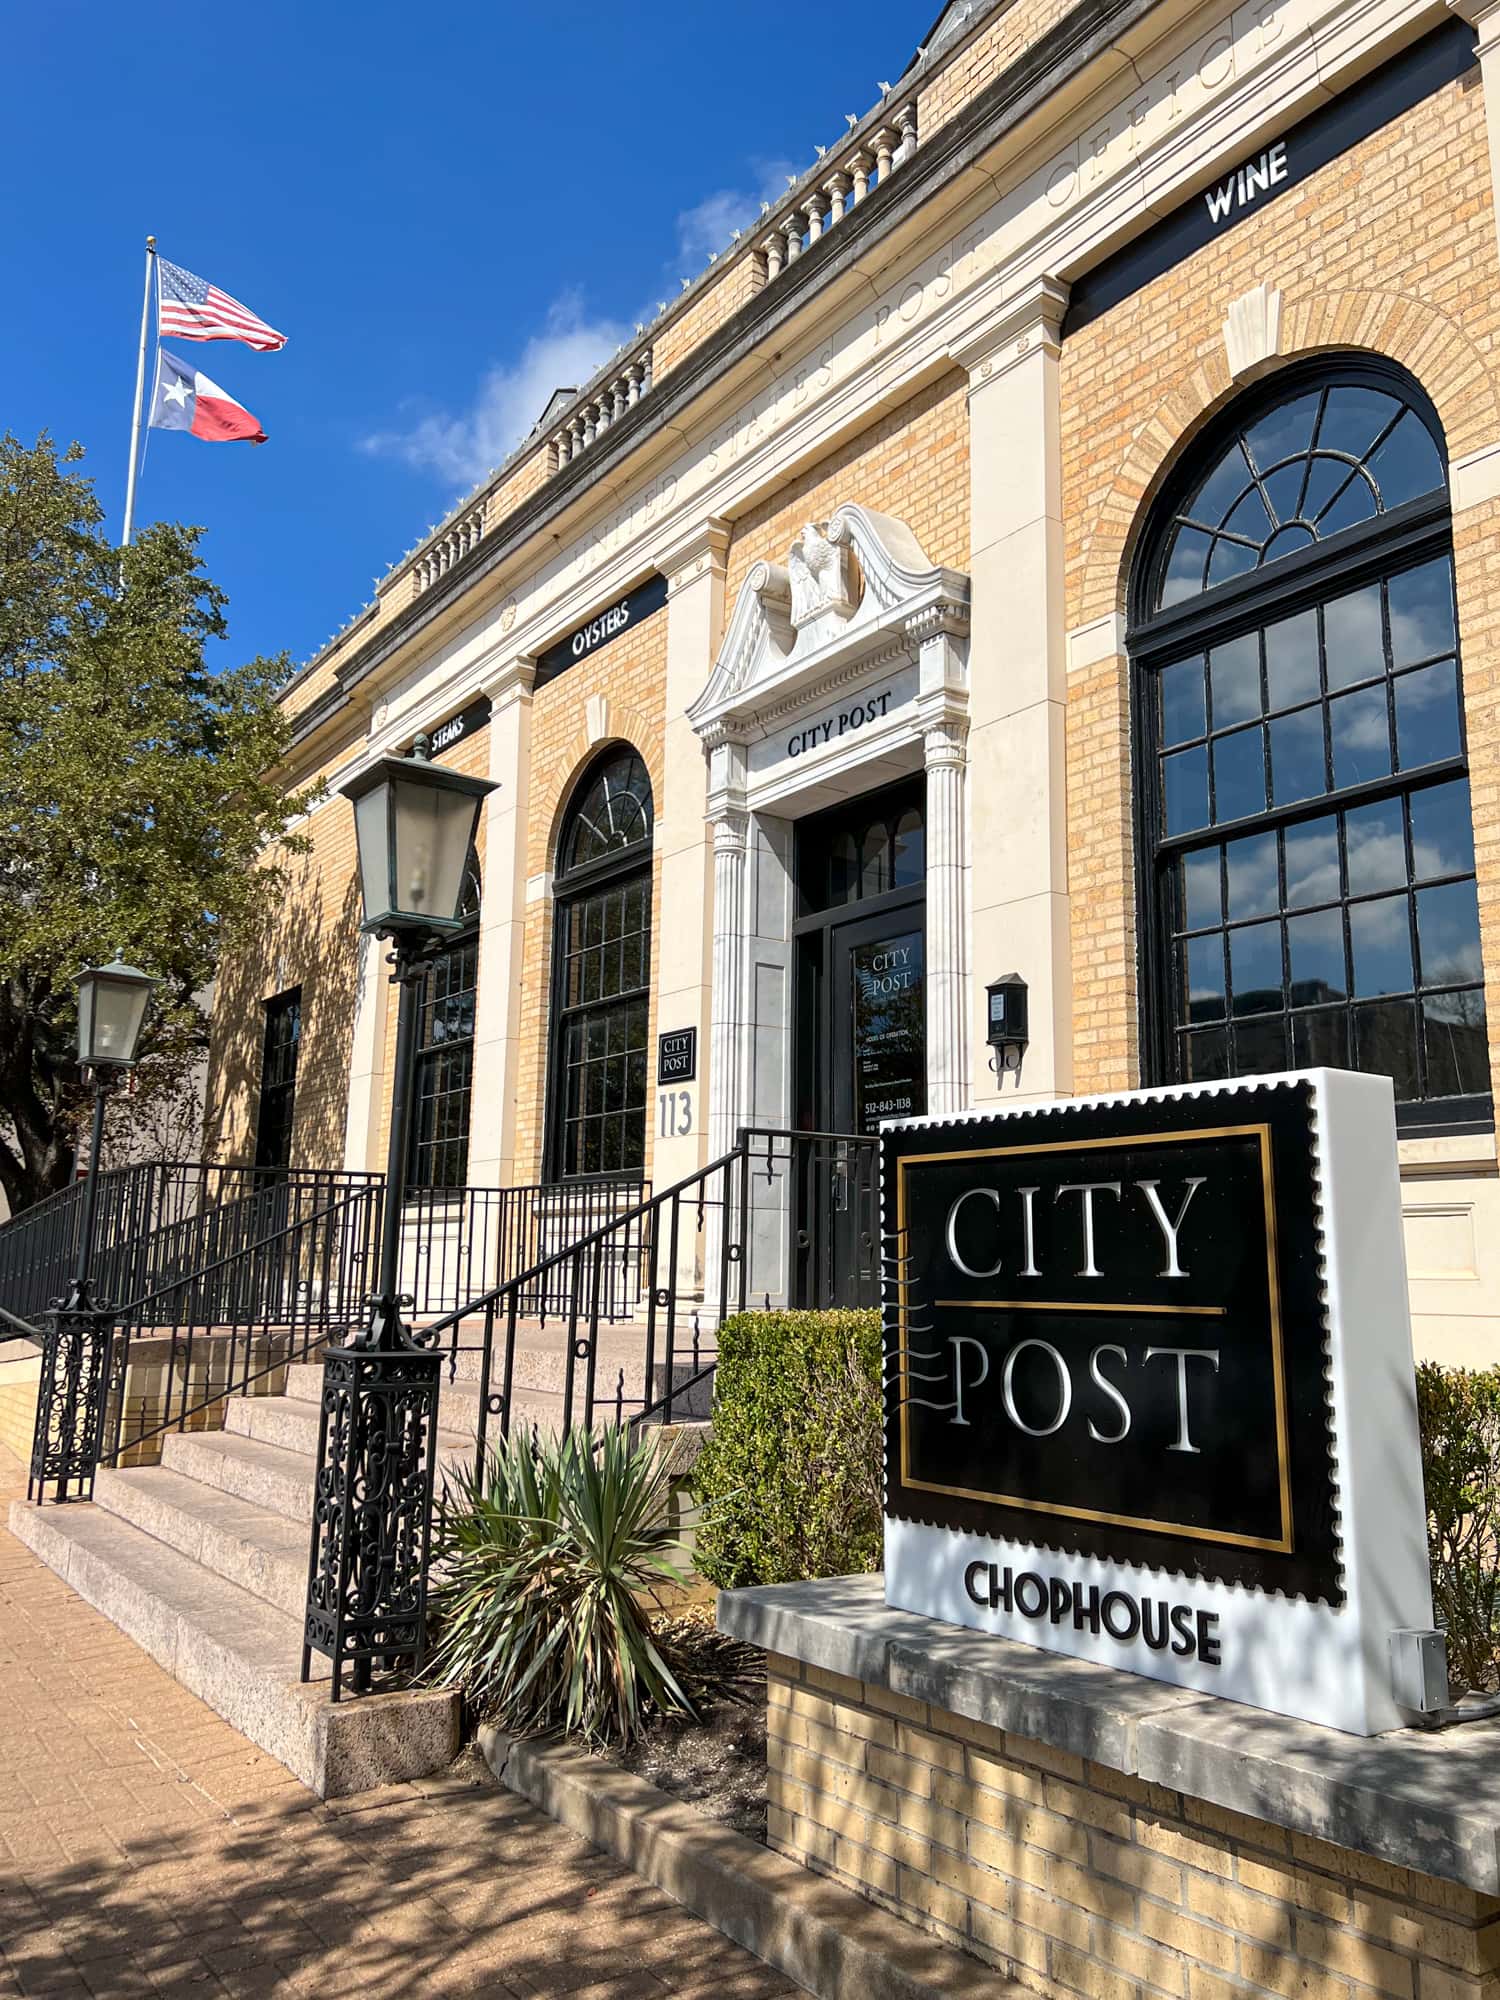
left=880, top=1073, right=1435, bottom=1733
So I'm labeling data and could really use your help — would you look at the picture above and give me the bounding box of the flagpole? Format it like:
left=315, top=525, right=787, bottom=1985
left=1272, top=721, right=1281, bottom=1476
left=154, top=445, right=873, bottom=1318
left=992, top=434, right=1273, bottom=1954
left=120, top=235, right=157, bottom=555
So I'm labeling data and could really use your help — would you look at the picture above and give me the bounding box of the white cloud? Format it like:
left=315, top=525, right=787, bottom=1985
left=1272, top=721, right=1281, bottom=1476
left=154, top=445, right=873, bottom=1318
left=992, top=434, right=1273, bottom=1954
left=674, top=159, right=797, bottom=271
left=362, top=292, right=630, bottom=485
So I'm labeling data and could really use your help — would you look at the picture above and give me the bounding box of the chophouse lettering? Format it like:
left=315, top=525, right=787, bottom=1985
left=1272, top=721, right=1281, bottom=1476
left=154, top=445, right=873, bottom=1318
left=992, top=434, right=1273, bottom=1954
left=883, top=1082, right=1344, bottom=1604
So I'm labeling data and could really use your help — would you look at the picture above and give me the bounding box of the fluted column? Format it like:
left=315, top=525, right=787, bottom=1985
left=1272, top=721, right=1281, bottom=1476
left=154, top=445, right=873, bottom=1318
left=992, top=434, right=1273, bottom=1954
left=922, top=714, right=970, bottom=1117
left=707, top=808, right=749, bottom=1162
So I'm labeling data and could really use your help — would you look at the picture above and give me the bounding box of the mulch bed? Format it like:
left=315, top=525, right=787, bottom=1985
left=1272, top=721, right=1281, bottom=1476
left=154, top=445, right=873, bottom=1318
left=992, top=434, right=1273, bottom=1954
left=599, top=1612, right=770, bottom=1841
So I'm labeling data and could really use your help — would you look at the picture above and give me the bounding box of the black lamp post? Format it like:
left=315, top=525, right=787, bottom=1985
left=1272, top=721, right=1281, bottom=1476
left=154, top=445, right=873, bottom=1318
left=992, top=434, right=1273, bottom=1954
left=29, top=953, right=158, bottom=1503
left=302, top=734, right=496, bottom=1700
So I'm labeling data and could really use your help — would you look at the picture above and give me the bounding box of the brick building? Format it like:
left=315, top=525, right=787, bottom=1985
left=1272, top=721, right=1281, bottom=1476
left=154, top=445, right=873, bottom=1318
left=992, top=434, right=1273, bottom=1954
left=207, top=0, right=1500, bottom=1364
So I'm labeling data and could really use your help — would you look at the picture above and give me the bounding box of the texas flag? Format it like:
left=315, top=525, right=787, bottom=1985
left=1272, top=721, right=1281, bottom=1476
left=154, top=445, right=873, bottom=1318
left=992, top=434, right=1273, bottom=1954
left=149, top=348, right=267, bottom=444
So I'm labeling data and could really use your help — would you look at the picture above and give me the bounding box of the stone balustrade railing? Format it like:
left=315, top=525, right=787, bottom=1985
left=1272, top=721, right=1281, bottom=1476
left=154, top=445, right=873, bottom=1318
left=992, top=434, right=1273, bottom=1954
left=415, top=504, right=487, bottom=594
left=548, top=348, right=655, bottom=471
left=757, top=97, right=918, bottom=283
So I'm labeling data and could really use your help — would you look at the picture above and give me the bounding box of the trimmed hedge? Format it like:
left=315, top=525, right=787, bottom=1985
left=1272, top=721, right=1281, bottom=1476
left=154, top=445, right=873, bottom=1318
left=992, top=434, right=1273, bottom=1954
left=693, top=1308, right=883, bottom=1590
left=1417, top=1360, right=1500, bottom=1694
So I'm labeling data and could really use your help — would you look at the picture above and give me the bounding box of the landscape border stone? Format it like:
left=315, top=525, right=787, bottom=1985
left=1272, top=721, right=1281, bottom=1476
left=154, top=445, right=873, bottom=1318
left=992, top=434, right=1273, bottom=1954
left=477, top=1723, right=1027, bottom=2000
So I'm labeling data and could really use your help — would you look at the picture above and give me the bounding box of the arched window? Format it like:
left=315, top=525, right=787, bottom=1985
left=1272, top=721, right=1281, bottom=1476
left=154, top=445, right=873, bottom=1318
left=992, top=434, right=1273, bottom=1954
left=407, top=855, right=480, bottom=1191
left=549, top=748, right=654, bottom=1177
left=1132, top=360, right=1489, bottom=1131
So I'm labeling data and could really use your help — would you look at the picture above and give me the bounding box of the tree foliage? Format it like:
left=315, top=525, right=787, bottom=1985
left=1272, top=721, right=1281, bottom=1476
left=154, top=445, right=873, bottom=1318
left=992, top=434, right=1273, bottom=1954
left=0, top=431, right=314, bottom=1212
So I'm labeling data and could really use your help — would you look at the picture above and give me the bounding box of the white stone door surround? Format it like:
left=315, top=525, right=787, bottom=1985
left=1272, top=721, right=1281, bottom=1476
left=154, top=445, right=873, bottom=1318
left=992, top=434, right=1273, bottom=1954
left=688, top=502, right=972, bottom=1160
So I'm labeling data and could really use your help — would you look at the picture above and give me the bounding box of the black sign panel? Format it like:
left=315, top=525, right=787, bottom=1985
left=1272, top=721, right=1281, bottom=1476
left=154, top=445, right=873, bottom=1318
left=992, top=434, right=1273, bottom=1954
left=853, top=930, right=925, bottom=1133
left=407, top=694, right=491, bottom=760
left=1064, top=20, right=1475, bottom=336
left=657, top=1027, right=697, bottom=1084
left=882, top=1081, right=1341, bottom=1603
left=536, top=573, right=668, bottom=688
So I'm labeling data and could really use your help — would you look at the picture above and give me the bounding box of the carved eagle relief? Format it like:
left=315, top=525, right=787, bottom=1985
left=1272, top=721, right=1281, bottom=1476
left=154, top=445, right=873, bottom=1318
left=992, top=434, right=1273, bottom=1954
left=787, top=522, right=857, bottom=628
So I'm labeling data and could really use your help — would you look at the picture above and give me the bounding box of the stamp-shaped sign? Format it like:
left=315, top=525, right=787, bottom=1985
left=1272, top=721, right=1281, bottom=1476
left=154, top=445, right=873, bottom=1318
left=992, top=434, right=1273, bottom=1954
left=881, top=1071, right=1434, bottom=1734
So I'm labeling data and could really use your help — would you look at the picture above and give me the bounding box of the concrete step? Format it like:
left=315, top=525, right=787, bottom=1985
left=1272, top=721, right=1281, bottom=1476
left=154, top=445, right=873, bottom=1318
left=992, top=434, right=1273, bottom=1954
left=161, top=1426, right=318, bottom=1522
left=7, top=1496, right=458, bottom=1799
left=93, top=1463, right=309, bottom=1620
left=283, top=1337, right=716, bottom=1420
left=221, top=1387, right=472, bottom=1464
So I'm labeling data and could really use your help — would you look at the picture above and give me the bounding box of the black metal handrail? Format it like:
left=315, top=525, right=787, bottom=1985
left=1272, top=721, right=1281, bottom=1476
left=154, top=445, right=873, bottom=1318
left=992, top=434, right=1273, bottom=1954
left=98, top=1178, right=383, bottom=1465
left=399, top=1174, right=649, bottom=1318
left=0, top=1159, right=383, bottom=1327
left=421, top=1127, right=879, bottom=1479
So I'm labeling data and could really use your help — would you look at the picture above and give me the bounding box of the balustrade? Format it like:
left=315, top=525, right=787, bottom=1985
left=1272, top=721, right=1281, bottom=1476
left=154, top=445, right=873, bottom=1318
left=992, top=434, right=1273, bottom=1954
left=756, top=95, right=919, bottom=286
left=414, top=503, right=487, bottom=595
left=547, top=348, right=653, bottom=475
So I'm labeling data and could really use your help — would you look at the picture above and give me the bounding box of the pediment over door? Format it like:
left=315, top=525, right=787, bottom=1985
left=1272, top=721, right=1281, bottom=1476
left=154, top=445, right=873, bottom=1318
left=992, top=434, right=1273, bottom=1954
left=688, top=503, right=969, bottom=746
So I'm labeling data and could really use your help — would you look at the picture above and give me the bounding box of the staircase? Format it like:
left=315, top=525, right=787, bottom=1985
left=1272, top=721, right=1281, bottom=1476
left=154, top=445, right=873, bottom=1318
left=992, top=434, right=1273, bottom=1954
left=2, top=1129, right=875, bottom=1798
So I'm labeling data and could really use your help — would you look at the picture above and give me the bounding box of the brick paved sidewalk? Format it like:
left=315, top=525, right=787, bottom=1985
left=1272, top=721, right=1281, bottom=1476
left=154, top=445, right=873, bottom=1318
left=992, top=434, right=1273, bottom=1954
left=0, top=1444, right=798, bottom=2000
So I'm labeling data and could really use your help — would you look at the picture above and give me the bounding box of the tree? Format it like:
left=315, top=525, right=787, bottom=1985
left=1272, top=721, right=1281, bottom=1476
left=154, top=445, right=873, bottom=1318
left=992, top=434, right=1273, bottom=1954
left=0, top=431, right=316, bottom=1214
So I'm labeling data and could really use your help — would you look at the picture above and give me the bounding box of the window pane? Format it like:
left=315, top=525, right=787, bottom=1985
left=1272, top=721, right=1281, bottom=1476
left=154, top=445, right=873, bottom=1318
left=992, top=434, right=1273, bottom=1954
left=1265, top=609, right=1320, bottom=709
left=1270, top=707, right=1325, bottom=805
left=1231, top=921, right=1282, bottom=1014
left=1263, top=463, right=1307, bottom=527
left=1208, top=535, right=1258, bottom=589
left=1367, top=409, right=1445, bottom=510
left=1288, top=910, right=1346, bottom=1004
left=1423, top=992, right=1489, bottom=1097
left=1283, top=816, right=1340, bottom=908
left=1300, top=457, right=1351, bottom=522
left=1317, top=385, right=1401, bottom=461
left=893, top=809, right=924, bottom=887
left=1418, top=881, right=1483, bottom=986
left=1161, top=526, right=1212, bottom=606
left=1161, top=659, right=1205, bottom=745
left=1354, top=999, right=1420, bottom=1099
left=1410, top=780, right=1476, bottom=881
left=1246, top=392, right=1321, bottom=471
left=1388, top=558, right=1455, bottom=666
left=1226, top=830, right=1279, bottom=920
left=1180, top=849, right=1222, bottom=930
left=1317, top=474, right=1378, bottom=539
left=1350, top=895, right=1413, bottom=996
left=1345, top=797, right=1407, bottom=897
left=1396, top=660, right=1461, bottom=770
left=1185, top=934, right=1226, bottom=1022
left=1291, top=1009, right=1349, bottom=1068
left=1183, top=1026, right=1229, bottom=1080
left=1323, top=584, right=1383, bottom=689
left=1191, top=445, right=1256, bottom=526
left=1210, top=634, right=1261, bottom=727
left=1213, top=727, right=1266, bottom=822
left=1164, top=745, right=1209, bottom=835
left=1236, top=1014, right=1288, bottom=1072
left=1330, top=685, right=1392, bottom=788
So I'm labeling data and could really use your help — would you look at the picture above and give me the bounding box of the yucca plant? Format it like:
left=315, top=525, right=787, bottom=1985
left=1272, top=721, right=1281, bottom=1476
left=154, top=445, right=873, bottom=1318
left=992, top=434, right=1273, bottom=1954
left=427, top=1424, right=696, bottom=1746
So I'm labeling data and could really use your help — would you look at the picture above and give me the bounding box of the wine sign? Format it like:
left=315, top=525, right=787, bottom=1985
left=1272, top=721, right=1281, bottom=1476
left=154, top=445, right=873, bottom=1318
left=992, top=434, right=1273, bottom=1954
left=881, top=1071, right=1434, bottom=1735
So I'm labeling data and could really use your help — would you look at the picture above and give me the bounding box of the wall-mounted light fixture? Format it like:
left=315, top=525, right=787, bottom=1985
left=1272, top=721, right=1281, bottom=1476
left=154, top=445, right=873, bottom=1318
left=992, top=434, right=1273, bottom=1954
left=986, top=972, right=1029, bottom=1084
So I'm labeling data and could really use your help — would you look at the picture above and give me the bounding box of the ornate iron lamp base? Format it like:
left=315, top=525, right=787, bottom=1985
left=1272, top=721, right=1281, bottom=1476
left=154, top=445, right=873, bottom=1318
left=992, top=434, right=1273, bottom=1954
left=301, top=1338, right=442, bottom=1702
left=29, top=1305, right=113, bottom=1505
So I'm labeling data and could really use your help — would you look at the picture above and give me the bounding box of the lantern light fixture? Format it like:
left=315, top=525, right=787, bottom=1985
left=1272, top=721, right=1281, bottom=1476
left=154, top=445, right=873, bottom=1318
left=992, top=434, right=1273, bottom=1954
left=339, top=733, right=496, bottom=941
left=74, top=953, right=158, bottom=1073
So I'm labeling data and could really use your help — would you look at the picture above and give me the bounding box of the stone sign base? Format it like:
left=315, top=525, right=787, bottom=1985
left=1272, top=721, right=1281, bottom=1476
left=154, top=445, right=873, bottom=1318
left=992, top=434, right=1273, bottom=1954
left=720, top=1577, right=1500, bottom=2000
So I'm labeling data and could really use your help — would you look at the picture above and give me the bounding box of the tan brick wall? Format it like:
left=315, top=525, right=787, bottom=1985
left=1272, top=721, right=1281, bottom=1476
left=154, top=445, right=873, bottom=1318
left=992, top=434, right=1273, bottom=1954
left=655, top=258, right=766, bottom=380
left=1060, top=72, right=1500, bottom=1097
left=510, top=623, right=669, bottom=1186
left=724, top=369, right=971, bottom=601
left=766, top=1655, right=1500, bottom=2000
left=205, top=786, right=362, bottom=1170
left=917, top=0, right=1079, bottom=140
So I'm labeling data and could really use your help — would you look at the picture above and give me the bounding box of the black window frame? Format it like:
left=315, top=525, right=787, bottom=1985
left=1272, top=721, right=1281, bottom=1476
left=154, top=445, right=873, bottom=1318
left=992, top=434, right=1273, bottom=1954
left=1129, top=358, right=1491, bottom=1136
left=254, top=987, right=302, bottom=1171
left=405, top=857, right=481, bottom=1196
left=546, top=747, right=654, bottom=1182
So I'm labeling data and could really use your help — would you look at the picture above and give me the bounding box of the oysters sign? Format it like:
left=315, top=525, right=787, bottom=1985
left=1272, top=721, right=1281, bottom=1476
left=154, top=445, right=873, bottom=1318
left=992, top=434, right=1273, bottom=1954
left=881, top=1072, right=1433, bottom=1734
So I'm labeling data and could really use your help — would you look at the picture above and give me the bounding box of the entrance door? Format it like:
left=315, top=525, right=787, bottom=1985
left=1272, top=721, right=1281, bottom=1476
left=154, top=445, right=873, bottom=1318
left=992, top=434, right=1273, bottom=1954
left=791, top=783, right=926, bottom=1307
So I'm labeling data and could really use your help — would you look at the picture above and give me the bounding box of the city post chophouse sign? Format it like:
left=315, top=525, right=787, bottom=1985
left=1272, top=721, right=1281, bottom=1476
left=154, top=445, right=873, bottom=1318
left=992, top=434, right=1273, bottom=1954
left=884, top=1083, right=1340, bottom=1625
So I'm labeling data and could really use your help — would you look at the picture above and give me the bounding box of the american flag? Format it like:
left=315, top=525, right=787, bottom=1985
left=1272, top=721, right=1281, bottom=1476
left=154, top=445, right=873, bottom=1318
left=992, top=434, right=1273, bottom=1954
left=157, top=258, right=286, bottom=351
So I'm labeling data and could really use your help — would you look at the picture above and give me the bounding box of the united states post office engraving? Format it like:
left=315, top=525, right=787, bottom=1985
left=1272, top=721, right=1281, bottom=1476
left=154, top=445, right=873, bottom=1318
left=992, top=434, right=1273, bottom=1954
left=883, top=1082, right=1342, bottom=1603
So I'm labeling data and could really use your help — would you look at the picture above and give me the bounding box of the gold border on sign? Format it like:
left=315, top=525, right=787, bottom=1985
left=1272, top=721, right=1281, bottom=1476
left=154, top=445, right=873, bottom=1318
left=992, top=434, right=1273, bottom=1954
left=894, top=1124, right=1294, bottom=1554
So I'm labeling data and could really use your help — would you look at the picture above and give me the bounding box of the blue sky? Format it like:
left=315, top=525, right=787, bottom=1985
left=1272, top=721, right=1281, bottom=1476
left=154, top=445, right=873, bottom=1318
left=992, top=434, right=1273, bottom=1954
left=8, top=1, right=932, bottom=674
